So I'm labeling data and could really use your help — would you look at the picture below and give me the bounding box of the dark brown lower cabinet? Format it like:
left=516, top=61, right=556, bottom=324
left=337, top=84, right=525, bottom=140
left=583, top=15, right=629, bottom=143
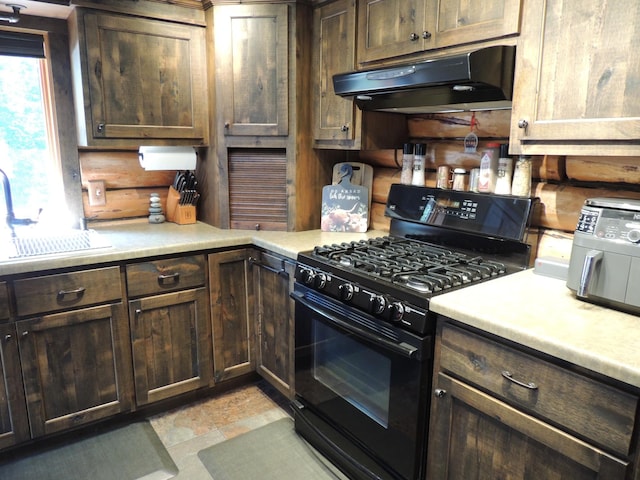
left=129, top=288, right=212, bottom=405
left=252, top=250, right=295, bottom=399
left=0, top=323, right=29, bottom=449
left=427, top=321, right=636, bottom=480
left=16, top=304, right=133, bottom=438
left=427, top=373, right=630, bottom=479
left=209, top=249, right=255, bottom=382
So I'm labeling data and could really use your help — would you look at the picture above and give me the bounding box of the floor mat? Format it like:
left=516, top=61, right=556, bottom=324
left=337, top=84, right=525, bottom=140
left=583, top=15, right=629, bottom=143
left=0, top=421, right=178, bottom=480
left=197, top=417, right=348, bottom=480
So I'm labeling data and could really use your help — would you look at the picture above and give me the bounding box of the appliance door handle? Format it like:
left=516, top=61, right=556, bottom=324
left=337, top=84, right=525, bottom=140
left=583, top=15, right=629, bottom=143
left=291, top=291, right=419, bottom=359
left=578, top=249, right=603, bottom=298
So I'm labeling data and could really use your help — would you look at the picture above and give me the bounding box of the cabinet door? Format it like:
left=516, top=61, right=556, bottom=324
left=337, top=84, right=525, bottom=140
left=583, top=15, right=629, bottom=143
left=214, top=4, right=289, bottom=137
left=313, top=0, right=360, bottom=145
left=129, top=288, right=212, bottom=406
left=510, top=0, right=640, bottom=156
left=209, top=250, right=255, bottom=382
left=76, top=11, right=207, bottom=144
left=0, top=323, right=29, bottom=449
left=17, top=304, right=133, bottom=437
left=433, top=0, right=521, bottom=49
left=252, top=252, right=295, bottom=399
left=357, top=0, right=428, bottom=63
left=427, top=373, right=630, bottom=480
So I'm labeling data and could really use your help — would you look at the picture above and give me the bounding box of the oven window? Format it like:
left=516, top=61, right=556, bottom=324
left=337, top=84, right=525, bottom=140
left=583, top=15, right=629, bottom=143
left=313, top=322, right=391, bottom=428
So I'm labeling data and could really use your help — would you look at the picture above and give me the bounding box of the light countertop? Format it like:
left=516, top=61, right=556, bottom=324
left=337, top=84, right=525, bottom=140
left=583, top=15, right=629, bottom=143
left=1, top=220, right=639, bottom=391
left=0, top=220, right=387, bottom=276
left=430, top=268, right=640, bottom=389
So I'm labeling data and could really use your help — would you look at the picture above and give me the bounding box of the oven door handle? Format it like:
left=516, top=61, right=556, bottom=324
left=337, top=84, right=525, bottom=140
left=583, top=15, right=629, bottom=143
left=292, top=291, right=419, bottom=359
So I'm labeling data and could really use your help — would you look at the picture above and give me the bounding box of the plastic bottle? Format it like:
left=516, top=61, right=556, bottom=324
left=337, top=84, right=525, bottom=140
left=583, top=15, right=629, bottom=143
left=477, top=142, right=500, bottom=193
left=512, top=155, right=532, bottom=197
left=400, top=143, right=414, bottom=185
left=411, top=143, right=427, bottom=186
left=494, top=144, right=513, bottom=195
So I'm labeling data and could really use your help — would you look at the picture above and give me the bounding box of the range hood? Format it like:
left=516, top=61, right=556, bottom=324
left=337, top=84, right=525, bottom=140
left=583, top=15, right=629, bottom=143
left=333, top=45, right=516, bottom=113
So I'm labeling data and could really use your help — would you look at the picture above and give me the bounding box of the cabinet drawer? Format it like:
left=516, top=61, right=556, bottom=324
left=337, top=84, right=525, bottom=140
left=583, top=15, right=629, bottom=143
left=439, top=323, right=638, bottom=456
left=0, top=282, right=9, bottom=320
left=126, top=255, right=206, bottom=297
left=14, top=267, right=122, bottom=317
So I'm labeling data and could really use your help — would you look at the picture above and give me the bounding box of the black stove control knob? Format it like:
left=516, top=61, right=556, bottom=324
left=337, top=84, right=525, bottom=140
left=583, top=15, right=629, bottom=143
left=371, top=295, right=387, bottom=315
left=389, top=302, right=405, bottom=322
left=314, top=273, right=328, bottom=290
left=338, top=283, right=355, bottom=301
left=300, top=268, right=315, bottom=286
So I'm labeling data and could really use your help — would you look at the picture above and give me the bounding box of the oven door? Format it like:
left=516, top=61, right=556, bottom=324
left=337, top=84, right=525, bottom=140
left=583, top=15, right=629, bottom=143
left=292, top=284, right=432, bottom=480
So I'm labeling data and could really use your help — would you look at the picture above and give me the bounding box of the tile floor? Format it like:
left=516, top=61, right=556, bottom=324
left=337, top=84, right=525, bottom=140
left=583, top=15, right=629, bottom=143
left=147, top=380, right=291, bottom=480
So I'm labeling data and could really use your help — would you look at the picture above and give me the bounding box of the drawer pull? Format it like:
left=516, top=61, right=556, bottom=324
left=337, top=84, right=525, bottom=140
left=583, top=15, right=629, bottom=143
left=158, top=272, right=180, bottom=285
left=502, top=370, right=538, bottom=390
left=57, top=287, right=86, bottom=301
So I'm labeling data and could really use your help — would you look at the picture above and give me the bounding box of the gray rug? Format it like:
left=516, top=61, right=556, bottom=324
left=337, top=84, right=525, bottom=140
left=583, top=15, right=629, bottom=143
left=0, top=421, right=177, bottom=480
left=197, top=418, right=348, bottom=480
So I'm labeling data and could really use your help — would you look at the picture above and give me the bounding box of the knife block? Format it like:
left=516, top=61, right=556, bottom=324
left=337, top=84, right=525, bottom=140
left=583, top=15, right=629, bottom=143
left=166, top=186, right=196, bottom=225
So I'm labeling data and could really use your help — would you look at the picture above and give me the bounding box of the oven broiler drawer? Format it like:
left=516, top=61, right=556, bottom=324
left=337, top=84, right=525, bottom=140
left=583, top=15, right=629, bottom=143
left=438, top=323, right=638, bottom=457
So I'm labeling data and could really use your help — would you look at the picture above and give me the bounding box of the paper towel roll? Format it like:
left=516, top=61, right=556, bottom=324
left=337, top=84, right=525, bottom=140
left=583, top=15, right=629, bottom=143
left=138, top=146, right=197, bottom=171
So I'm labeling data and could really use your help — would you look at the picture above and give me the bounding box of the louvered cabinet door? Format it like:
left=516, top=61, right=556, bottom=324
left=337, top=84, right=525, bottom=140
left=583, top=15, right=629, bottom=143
left=228, top=149, right=288, bottom=231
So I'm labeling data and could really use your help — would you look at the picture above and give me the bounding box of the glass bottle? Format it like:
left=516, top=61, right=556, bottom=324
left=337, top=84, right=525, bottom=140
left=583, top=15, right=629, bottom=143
left=411, top=143, right=427, bottom=186
left=494, top=144, right=513, bottom=195
left=400, top=143, right=414, bottom=185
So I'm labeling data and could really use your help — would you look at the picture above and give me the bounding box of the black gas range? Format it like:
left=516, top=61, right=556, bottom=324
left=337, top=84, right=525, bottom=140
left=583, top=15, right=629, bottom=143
left=296, top=185, right=536, bottom=336
left=292, top=185, right=537, bottom=480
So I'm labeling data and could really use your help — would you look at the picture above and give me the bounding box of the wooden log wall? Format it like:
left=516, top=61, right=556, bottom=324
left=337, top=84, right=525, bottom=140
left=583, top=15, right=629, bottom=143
left=79, top=150, right=175, bottom=222
left=362, top=111, right=640, bottom=260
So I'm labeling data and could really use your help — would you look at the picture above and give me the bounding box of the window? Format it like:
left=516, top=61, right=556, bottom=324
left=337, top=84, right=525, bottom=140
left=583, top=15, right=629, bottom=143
left=0, top=24, right=82, bottom=232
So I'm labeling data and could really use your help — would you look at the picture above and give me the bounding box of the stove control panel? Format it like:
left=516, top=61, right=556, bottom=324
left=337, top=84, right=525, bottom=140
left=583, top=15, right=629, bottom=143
left=295, top=265, right=428, bottom=335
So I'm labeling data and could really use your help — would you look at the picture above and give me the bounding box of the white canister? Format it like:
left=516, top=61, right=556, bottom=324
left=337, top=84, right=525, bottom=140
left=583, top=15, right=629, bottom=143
left=512, top=156, right=532, bottom=197
left=477, top=143, right=500, bottom=193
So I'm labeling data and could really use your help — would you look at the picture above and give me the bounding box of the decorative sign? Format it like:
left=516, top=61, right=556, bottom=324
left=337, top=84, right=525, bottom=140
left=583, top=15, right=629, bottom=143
left=321, top=164, right=369, bottom=232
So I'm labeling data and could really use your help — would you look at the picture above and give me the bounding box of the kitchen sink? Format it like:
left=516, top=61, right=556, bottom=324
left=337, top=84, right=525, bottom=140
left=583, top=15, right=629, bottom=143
left=3, top=229, right=112, bottom=259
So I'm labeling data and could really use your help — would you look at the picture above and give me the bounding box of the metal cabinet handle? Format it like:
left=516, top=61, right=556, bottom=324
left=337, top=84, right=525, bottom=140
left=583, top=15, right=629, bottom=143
left=158, top=272, right=180, bottom=285
left=422, top=31, right=432, bottom=39
left=340, top=124, right=349, bottom=132
left=434, top=388, right=447, bottom=398
left=502, top=370, right=538, bottom=390
left=4, top=334, right=11, bottom=341
left=578, top=249, right=603, bottom=298
left=409, top=32, right=419, bottom=41
left=517, top=119, right=529, bottom=129
left=248, top=256, right=289, bottom=278
left=57, top=287, right=86, bottom=301
left=96, top=123, right=105, bottom=133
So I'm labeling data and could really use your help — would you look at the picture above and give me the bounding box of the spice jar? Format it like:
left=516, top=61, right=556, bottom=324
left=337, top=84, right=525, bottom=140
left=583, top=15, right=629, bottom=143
left=400, top=143, right=414, bottom=185
left=511, top=155, right=532, bottom=197
left=451, top=168, right=467, bottom=191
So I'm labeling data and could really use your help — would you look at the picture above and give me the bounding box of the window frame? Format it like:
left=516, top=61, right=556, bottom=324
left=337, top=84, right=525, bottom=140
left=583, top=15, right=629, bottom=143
left=1, top=17, right=83, bottom=227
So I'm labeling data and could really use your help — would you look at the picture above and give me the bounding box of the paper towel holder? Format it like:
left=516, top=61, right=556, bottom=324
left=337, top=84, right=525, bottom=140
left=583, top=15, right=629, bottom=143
left=138, top=146, right=198, bottom=171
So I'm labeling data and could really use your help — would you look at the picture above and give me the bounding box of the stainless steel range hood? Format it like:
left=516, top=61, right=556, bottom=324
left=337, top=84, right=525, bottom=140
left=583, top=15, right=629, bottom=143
left=333, top=45, right=516, bottom=113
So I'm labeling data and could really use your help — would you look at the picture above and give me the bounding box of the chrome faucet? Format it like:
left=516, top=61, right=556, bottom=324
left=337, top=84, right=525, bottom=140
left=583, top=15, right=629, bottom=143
left=0, top=168, right=37, bottom=235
